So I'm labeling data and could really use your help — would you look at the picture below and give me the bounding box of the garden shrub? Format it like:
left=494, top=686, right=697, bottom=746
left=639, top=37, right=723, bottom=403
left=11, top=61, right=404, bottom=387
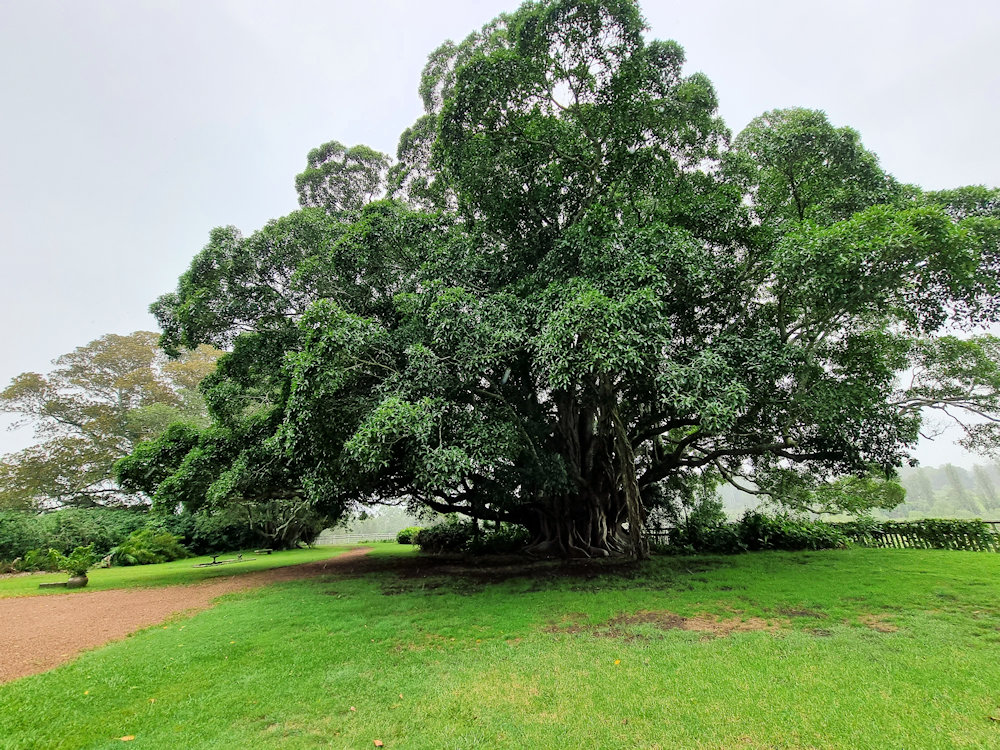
left=141, top=509, right=264, bottom=554
left=737, top=511, right=848, bottom=551
left=416, top=520, right=534, bottom=554
left=109, top=529, right=190, bottom=566
left=15, top=548, right=64, bottom=572
left=415, top=519, right=477, bottom=553
left=15, top=545, right=98, bottom=575
left=58, top=545, right=97, bottom=576
left=396, top=526, right=423, bottom=544
left=653, top=511, right=847, bottom=555
left=468, top=524, right=533, bottom=555
left=655, top=497, right=742, bottom=554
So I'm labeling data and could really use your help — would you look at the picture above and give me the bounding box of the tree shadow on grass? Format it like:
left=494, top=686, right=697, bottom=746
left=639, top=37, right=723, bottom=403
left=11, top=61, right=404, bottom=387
left=328, top=550, right=735, bottom=597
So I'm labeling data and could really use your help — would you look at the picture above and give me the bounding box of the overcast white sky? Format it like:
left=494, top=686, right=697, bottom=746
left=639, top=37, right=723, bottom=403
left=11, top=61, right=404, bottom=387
left=1, top=0, right=998, bottom=466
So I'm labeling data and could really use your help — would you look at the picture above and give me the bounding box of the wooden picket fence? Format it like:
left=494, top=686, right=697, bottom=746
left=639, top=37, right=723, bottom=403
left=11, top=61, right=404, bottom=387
left=838, top=520, right=1000, bottom=552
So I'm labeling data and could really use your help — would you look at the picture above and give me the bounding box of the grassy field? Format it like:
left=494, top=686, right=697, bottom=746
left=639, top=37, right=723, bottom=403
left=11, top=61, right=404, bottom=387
left=0, top=546, right=355, bottom=598
left=2, top=545, right=1000, bottom=749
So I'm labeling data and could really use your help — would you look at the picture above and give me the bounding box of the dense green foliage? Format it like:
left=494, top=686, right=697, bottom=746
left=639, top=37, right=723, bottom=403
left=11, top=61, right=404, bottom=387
left=4, top=547, right=1000, bottom=748
left=114, top=337, right=332, bottom=549
left=415, top=519, right=534, bottom=554
left=0, top=508, right=147, bottom=562
left=395, top=526, right=423, bottom=544
left=56, top=544, right=97, bottom=577
left=0, top=333, right=220, bottom=510
left=14, top=547, right=64, bottom=572
left=413, top=520, right=475, bottom=553
left=142, top=0, right=1000, bottom=558
left=154, top=508, right=273, bottom=555
left=0, top=507, right=290, bottom=566
left=656, top=509, right=848, bottom=555
left=108, top=529, right=191, bottom=566
left=13, top=544, right=98, bottom=576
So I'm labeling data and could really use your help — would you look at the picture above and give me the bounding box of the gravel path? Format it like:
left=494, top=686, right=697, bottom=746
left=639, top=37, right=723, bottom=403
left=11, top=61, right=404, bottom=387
left=0, top=547, right=372, bottom=684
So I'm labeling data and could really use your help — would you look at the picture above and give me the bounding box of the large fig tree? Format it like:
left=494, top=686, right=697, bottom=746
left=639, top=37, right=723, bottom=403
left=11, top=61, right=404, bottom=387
left=146, top=0, right=1000, bottom=558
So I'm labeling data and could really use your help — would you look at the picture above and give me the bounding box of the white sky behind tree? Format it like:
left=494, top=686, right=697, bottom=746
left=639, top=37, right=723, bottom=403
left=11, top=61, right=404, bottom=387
left=1, top=0, right=998, bottom=467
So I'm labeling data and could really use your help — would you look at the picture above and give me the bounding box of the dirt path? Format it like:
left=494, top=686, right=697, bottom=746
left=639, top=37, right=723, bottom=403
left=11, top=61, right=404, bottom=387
left=0, top=547, right=372, bottom=684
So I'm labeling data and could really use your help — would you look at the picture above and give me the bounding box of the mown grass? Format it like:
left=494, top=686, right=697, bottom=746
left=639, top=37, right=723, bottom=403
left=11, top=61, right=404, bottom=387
left=2, top=546, right=1000, bottom=749
left=0, top=546, right=354, bottom=598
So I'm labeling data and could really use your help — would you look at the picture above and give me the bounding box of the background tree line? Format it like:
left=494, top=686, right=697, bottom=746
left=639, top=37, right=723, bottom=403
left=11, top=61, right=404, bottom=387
left=889, top=464, right=1000, bottom=520
left=714, top=463, right=1000, bottom=521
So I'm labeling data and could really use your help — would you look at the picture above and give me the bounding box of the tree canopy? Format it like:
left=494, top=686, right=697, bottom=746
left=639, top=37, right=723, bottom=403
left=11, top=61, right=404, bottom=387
left=141, top=0, right=1000, bottom=558
left=0, top=332, right=221, bottom=510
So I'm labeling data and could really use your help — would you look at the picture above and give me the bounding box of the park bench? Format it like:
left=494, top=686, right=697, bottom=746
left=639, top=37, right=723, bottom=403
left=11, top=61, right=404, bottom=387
left=193, top=553, right=248, bottom=568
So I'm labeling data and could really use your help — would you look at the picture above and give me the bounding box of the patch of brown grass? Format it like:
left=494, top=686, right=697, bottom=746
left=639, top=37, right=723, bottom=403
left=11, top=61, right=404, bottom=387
left=547, top=609, right=787, bottom=639
left=859, top=614, right=899, bottom=633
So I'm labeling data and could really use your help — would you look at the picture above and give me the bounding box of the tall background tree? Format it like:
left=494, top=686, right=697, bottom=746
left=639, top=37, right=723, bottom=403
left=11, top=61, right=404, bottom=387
left=0, top=332, right=221, bottom=510
left=141, top=0, right=1000, bottom=558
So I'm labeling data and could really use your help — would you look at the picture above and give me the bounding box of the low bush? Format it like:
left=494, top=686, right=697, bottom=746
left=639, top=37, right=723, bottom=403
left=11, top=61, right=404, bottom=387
left=109, top=529, right=191, bottom=566
left=415, top=520, right=476, bottom=553
left=737, top=511, right=848, bottom=551
left=416, top=520, right=534, bottom=555
left=58, top=545, right=97, bottom=577
left=396, top=526, right=423, bottom=545
left=13, top=544, right=97, bottom=575
left=14, top=548, right=64, bottom=572
left=653, top=511, right=847, bottom=555
left=468, top=524, right=533, bottom=555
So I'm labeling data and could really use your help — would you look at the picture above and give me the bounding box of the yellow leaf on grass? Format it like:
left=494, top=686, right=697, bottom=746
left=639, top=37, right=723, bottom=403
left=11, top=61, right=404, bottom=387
left=614, top=659, right=621, bottom=665
left=120, top=736, right=135, bottom=742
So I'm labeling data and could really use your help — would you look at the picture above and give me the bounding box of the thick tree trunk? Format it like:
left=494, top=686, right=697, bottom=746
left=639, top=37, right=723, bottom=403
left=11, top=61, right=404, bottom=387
left=519, top=386, right=649, bottom=559
left=522, top=489, right=636, bottom=558
left=611, top=404, right=650, bottom=560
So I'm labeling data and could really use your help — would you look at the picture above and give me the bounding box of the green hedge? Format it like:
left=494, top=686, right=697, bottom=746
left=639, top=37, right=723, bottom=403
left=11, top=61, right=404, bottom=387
left=396, top=526, right=424, bottom=545
left=415, top=520, right=532, bottom=555
left=109, top=529, right=191, bottom=566
left=652, top=511, right=849, bottom=555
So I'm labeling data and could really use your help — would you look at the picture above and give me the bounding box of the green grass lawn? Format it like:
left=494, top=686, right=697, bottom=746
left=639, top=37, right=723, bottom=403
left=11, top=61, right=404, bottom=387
left=3, top=546, right=1000, bottom=749
left=0, top=546, right=355, bottom=598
